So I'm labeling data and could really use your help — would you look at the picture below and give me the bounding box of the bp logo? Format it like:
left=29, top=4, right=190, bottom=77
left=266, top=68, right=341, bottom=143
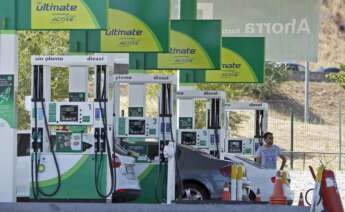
left=38, top=164, right=46, bottom=173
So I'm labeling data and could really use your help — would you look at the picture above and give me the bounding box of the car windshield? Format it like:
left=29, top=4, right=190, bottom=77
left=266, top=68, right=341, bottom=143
left=178, top=144, right=218, bottom=160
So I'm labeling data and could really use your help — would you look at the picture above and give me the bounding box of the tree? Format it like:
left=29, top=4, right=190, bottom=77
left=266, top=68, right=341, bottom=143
left=242, top=62, right=288, bottom=100
left=18, top=31, right=69, bottom=129
left=326, top=65, right=345, bottom=89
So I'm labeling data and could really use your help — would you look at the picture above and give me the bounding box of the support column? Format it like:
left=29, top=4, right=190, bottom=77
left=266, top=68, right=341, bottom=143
left=128, top=53, right=146, bottom=116
left=304, top=61, right=309, bottom=123
left=181, top=0, right=197, bottom=20
left=69, top=66, right=88, bottom=101
left=129, top=84, right=146, bottom=116
left=166, top=85, right=176, bottom=204
left=0, top=30, right=17, bottom=202
left=178, top=0, right=197, bottom=128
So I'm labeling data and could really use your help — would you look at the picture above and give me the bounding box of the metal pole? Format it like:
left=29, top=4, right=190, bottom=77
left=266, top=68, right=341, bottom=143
left=303, top=153, right=306, bottom=171
left=339, top=100, right=342, bottom=170
left=290, top=109, right=294, bottom=170
left=304, top=61, right=310, bottom=123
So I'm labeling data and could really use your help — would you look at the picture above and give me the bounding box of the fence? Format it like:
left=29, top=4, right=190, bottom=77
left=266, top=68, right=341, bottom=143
left=232, top=99, right=345, bottom=170
left=269, top=99, right=345, bottom=170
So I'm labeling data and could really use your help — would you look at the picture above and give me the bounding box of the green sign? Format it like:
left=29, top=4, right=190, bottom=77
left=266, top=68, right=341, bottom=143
left=0, top=0, right=108, bottom=30
left=0, top=75, right=15, bottom=128
left=69, top=0, right=170, bottom=53
left=130, top=20, right=222, bottom=70
left=180, top=37, right=265, bottom=83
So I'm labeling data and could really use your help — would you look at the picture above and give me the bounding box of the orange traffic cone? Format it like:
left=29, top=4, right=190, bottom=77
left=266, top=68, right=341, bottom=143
left=222, top=183, right=230, bottom=201
left=269, top=171, right=287, bottom=205
left=298, top=192, right=304, bottom=206
left=255, top=188, right=261, bottom=203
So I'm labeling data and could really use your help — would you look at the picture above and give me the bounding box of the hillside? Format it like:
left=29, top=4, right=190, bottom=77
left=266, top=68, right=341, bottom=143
left=312, top=0, right=345, bottom=69
left=265, top=0, right=345, bottom=123
left=269, top=81, right=345, bottom=124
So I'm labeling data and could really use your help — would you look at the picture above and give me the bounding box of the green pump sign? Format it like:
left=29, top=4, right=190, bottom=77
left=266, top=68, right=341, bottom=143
left=69, top=0, right=170, bottom=53
left=180, top=37, right=265, bottom=83
left=133, top=20, right=222, bottom=70
left=0, top=0, right=108, bottom=30
left=0, top=75, right=15, bottom=128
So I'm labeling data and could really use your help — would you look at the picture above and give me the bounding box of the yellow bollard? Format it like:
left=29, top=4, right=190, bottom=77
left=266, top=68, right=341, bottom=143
left=231, top=163, right=237, bottom=201
left=236, top=164, right=244, bottom=201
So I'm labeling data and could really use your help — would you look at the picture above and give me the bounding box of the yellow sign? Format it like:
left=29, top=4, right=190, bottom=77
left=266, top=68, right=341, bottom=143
left=206, top=47, right=257, bottom=82
left=100, top=9, right=162, bottom=52
left=31, top=0, right=100, bottom=29
left=157, top=30, right=214, bottom=69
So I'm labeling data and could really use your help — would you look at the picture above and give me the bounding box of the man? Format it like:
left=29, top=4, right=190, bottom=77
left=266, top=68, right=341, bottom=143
left=255, top=132, right=286, bottom=170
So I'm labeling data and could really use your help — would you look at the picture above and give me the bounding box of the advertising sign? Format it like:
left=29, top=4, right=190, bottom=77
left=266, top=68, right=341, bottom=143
left=180, top=37, right=265, bottom=84
left=196, top=0, right=321, bottom=61
left=0, top=75, right=15, bottom=128
left=69, top=0, right=170, bottom=52
left=205, top=37, right=264, bottom=83
left=134, top=20, right=221, bottom=70
left=0, top=0, right=108, bottom=30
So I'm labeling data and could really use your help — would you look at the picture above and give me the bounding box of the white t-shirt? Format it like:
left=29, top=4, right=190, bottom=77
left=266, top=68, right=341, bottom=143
left=255, top=144, right=282, bottom=169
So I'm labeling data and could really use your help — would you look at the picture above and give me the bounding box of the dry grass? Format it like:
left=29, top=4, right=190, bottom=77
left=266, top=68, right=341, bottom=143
left=234, top=79, right=345, bottom=170
left=310, top=0, right=345, bottom=69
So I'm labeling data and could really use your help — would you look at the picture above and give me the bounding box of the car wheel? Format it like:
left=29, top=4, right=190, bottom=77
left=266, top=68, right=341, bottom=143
left=181, top=182, right=209, bottom=200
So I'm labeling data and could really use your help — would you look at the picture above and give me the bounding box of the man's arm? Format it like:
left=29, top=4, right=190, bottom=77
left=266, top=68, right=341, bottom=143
left=256, top=156, right=261, bottom=166
left=255, top=148, right=262, bottom=166
left=279, top=154, right=287, bottom=170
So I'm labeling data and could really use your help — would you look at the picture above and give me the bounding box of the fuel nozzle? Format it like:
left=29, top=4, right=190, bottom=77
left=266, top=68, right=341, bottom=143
left=159, top=140, right=167, bottom=163
left=94, top=128, right=100, bottom=153
left=100, top=128, right=106, bottom=152
left=32, top=128, right=43, bottom=152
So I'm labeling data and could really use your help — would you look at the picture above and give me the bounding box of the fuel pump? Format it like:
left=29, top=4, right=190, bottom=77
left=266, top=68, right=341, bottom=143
left=113, top=74, right=176, bottom=204
left=221, top=101, right=268, bottom=158
left=176, top=90, right=227, bottom=158
left=220, top=102, right=278, bottom=202
left=30, top=55, right=115, bottom=200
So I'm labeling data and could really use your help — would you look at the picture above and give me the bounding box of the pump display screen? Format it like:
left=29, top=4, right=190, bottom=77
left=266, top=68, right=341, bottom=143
left=128, top=120, right=146, bottom=135
left=181, top=131, right=197, bottom=145
left=60, top=105, right=78, bottom=122
left=228, top=140, right=242, bottom=153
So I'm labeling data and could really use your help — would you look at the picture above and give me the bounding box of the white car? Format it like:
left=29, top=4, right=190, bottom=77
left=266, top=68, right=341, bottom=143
left=221, top=153, right=294, bottom=203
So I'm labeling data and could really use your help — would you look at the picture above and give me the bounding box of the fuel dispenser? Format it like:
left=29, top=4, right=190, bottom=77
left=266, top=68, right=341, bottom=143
left=221, top=101, right=268, bottom=158
left=220, top=101, right=274, bottom=202
left=30, top=55, right=116, bottom=200
left=176, top=90, right=227, bottom=158
left=113, top=74, right=176, bottom=204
